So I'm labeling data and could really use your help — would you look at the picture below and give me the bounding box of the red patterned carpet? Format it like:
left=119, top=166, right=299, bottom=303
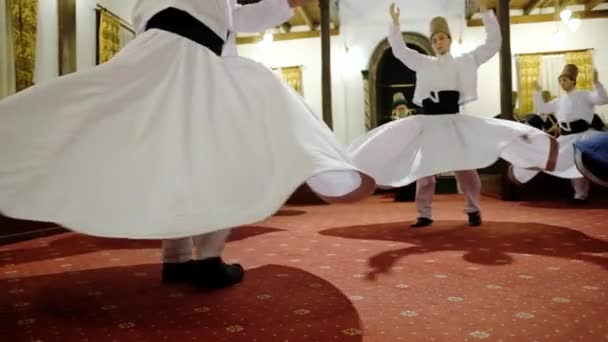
left=1, top=195, right=607, bottom=341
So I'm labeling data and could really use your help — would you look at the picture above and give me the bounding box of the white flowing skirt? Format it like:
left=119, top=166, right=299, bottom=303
left=510, top=130, right=601, bottom=184
left=0, top=30, right=375, bottom=239
left=348, top=114, right=557, bottom=188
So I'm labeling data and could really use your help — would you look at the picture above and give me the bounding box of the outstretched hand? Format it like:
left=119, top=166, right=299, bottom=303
left=389, top=3, right=400, bottom=25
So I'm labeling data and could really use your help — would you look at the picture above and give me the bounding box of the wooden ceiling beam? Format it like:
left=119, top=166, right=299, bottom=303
left=468, top=8, right=608, bottom=25
left=585, top=0, right=604, bottom=11
left=296, top=7, right=316, bottom=30
left=236, top=27, right=340, bottom=44
left=280, top=22, right=292, bottom=33
left=280, top=23, right=291, bottom=33
left=466, top=0, right=476, bottom=20
left=524, top=0, right=549, bottom=15
left=557, top=0, right=577, bottom=7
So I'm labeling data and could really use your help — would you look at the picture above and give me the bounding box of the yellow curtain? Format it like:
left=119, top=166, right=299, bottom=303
left=565, top=50, right=593, bottom=90
left=11, top=0, right=38, bottom=92
left=98, top=10, right=121, bottom=63
left=516, top=54, right=541, bottom=117
left=1, top=0, right=16, bottom=98
left=280, top=66, right=303, bottom=95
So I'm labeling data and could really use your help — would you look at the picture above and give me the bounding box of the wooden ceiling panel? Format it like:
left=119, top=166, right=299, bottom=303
left=467, top=0, right=608, bottom=26
left=288, top=2, right=322, bottom=27
left=475, top=0, right=603, bottom=11
left=237, top=0, right=331, bottom=29
left=238, top=0, right=608, bottom=40
left=236, top=0, right=339, bottom=44
left=585, top=0, right=606, bottom=11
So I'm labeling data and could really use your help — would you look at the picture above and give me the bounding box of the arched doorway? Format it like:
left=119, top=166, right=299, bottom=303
left=362, top=32, right=459, bottom=200
left=364, top=32, right=433, bottom=129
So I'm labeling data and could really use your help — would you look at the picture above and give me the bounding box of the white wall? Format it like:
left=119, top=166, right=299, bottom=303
left=34, top=0, right=135, bottom=81
left=238, top=36, right=357, bottom=141
left=32, top=0, right=608, bottom=144
left=76, top=0, right=135, bottom=71
left=469, top=18, right=608, bottom=120
left=337, top=18, right=432, bottom=142
left=238, top=15, right=608, bottom=145
left=238, top=0, right=467, bottom=144
left=34, top=0, right=58, bottom=83
left=238, top=16, right=454, bottom=143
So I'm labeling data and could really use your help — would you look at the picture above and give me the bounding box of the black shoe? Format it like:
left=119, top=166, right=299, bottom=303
left=569, top=198, right=588, bottom=206
left=468, top=212, right=482, bottom=227
left=162, top=260, right=194, bottom=283
left=410, top=217, right=433, bottom=228
left=190, top=257, right=244, bottom=289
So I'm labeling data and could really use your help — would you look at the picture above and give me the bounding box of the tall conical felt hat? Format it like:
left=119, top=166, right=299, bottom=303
left=559, top=64, right=579, bottom=80
left=430, top=16, right=451, bottom=38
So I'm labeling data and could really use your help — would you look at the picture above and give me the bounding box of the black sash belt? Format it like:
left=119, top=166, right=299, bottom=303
left=560, top=119, right=590, bottom=136
left=421, top=91, right=460, bottom=115
left=145, top=7, right=225, bottom=56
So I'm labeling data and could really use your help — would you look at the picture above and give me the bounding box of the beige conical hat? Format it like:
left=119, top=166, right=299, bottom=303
left=559, top=64, right=579, bottom=80
left=430, top=16, right=451, bottom=38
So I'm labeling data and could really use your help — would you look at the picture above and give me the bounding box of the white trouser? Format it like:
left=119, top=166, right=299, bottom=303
left=162, top=229, right=232, bottom=263
left=571, top=178, right=590, bottom=200
left=415, top=170, right=481, bottom=219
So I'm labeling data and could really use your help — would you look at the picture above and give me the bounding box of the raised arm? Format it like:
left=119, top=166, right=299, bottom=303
left=469, top=0, right=501, bottom=66
left=387, top=3, right=433, bottom=71
left=588, top=70, right=608, bottom=106
left=232, top=0, right=297, bottom=33
left=533, top=82, right=557, bottom=114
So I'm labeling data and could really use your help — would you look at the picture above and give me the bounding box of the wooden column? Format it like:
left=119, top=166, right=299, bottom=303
left=320, top=0, right=333, bottom=129
left=57, top=0, right=77, bottom=75
left=498, top=0, right=513, bottom=121
left=497, top=0, right=517, bottom=200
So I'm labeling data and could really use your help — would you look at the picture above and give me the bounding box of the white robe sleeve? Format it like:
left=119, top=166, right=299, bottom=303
left=469, top=11, right=501, bottom=66
left=387, top=24, right=433, bottom=72
left=232, top=0, right=293, bottom=33
left=588, top=82, right=608, bottom=106
left=533, top=91, right=557, bottom=115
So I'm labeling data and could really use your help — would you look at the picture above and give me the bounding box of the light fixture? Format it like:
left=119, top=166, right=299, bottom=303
left=567, top=18, right=581, bottom=32
left=560, top=9, right=572, bottom=23
left=262, top=32, right=274, bottom=44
